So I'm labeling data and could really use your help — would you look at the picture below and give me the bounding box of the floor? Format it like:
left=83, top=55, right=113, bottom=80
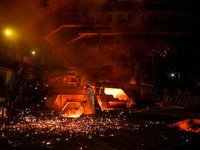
left=1, top=104, right=200, bottom=150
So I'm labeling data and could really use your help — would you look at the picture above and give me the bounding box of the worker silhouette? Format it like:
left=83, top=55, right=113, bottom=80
left=83, top=80, right=95, bottom=119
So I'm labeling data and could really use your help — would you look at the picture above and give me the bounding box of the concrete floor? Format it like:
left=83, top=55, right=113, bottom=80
left=1, top=105, right=200, bottom=150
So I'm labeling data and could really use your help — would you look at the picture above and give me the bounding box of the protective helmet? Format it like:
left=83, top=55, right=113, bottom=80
left=85, top=80, right=90, bottom=85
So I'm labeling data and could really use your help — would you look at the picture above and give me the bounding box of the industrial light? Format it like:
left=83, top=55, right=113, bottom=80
left=170, top=73, right=175, bottom=77
left=32, top=50, right=36, bottom=55
left=4, top=28, right=14, bottom=37
left=3, top=28, right=18, bottom=39
left=5, top=30, right=11, bottom=35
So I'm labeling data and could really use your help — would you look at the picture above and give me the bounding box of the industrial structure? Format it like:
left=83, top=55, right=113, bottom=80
left=1, top=1, right=200, bottom=149
left=0, top=0, right=199, bottom=120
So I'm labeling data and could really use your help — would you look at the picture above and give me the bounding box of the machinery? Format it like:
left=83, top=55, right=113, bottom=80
left=45, top=67, right=155, bottom=118
left=45, top=69, right=137, bottom=117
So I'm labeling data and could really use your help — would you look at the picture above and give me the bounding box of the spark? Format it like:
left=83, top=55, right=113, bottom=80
left=0, top=107, right=164, bottom=148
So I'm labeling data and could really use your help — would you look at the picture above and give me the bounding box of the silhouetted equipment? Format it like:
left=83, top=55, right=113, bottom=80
left=6, top=65, right=31, bottom=122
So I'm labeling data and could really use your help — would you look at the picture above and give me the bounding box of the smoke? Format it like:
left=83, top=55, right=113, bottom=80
left=0, top=0, right=39, bottom=32
left=0, top=0, right=73, bottom=43
left=57, top=35, right=133, bottom=83
left=0, top=0, right=144, bottom=83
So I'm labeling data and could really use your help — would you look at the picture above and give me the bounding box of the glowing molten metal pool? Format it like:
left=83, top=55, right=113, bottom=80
left=169, top=119, right=200, bottom=133
left=52, top=87, right=130, bottom=117
left=104, top=88, right=128, bottom=100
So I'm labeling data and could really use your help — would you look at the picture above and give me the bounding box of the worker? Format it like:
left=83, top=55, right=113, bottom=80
left=83, top=80, right=95, bottom=119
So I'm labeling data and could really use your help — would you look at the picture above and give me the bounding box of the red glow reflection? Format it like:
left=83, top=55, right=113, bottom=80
left=169, top=119, right=200, bottom=133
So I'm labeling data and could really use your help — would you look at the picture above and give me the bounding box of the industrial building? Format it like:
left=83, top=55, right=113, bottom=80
left=0, top=0, right=200, bottom=149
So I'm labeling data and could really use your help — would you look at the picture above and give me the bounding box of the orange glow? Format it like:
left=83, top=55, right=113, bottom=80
left=61, top=102, right=84, bottom=118
left=52, top=88, right=131, bottom=117
left=5, top=30, right=11, bottom=35
left=96, top=95, right=110, bottom=110
left=130, top=78, right=136, bottom=84
left=3, top=28, right=17, bottom=38
left=104, top=88, right=128, bottom=100
left=169, top=119, right=200, bottom=133
left=61, top=102, right=84, bottom=117
left=61, top=109, right=84, bottom=118
left=95, top=95, right=102, bottom=108
left=54, top=95, right=84, bottom=109
left=109, top=101, right=126, bottom=109
left=53, top=95, right=94, bottom=117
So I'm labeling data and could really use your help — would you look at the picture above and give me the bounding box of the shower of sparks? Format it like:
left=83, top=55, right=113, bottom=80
left=0, top=106, right=164, bottom=148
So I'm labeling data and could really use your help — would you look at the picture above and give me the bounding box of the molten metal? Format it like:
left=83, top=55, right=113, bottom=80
left=169, top=119, right=200, bottom=133
left=52, top=88, right=131, bottom=117
left=104, top=88, right=128, bottom=100
left=54, top=95, right=94, bottom=117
